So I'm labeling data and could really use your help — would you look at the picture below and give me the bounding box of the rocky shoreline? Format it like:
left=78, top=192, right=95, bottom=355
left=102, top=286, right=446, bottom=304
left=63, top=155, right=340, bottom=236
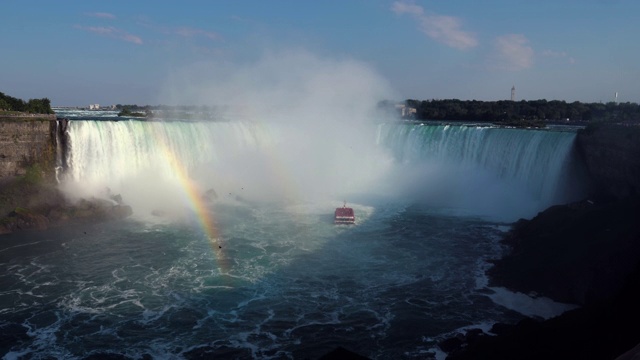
left=0, top=178, right=132, bottom=235
left=2, top=123, right=639, bottom=359
left=441, top=196, right=640, bottom=359
left=439, top=123, right=640, bottom=360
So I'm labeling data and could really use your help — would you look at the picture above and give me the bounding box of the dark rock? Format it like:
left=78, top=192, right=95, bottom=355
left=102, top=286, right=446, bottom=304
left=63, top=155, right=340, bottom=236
left=110, top=204, right=133, bottom=219
left=489, top=197, right=640, bottom=306
left=183, top=345, right=252, bottom=359
left=0, top=222, right=10, bottom=235
left=447, top=262, right=640, bottom=360
left=488, top=322, right=514, bottom=336
left=318, top=346, right=370, bottom=360
left=464, top=328, right=485, bottom=343
left=0, top=181, right=134, bottom=236
left=203, top=188, right=218, bottom=202
left=439, top=334, right=465, bottom=353
left=47, top=207, right=71, bottom=222
left=454, top=124, right=640, bottom=359
left=6, top=207, right=49, bottom=230
left=616, top=342, right=640, bottom=360
left=110, top=193, right=123, bottom=204
left=577, top=124, right=640, bottom=201
left=83, top=353, right=132, bottom=360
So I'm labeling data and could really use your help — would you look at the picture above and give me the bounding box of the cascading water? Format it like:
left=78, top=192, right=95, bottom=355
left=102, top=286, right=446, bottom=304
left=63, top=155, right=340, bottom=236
left=61, top=119, right=584, bottom=221
left=60, top=117, right=393, bottom=219
left=0, top=112, right=586, bottom=359
left=375, top=122, right=585, bottom=220
left=53, top=120, right=64, bottom=183
left=60, top=120, right=286, bottom=219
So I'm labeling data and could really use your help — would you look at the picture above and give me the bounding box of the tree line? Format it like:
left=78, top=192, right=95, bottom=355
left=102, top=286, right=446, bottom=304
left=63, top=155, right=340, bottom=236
left=0, top=91, right=54, bottom=114
left=383, top=99, right=640, bottom=125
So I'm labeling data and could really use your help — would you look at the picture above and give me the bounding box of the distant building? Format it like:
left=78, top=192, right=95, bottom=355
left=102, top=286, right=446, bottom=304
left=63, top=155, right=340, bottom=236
left=89, top=104, right=100, bottom=110
left=511, top=86, right=516, bottom=101
left=395, top=104, right=417, bottom=118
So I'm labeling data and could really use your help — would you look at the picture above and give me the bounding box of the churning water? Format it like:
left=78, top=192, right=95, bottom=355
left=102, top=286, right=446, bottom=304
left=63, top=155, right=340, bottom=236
left=0, top=110, right=585, bottom=359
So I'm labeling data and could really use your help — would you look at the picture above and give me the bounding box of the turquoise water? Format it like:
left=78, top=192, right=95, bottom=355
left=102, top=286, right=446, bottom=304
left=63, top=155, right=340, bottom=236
left=0, top=202, right=518, bottom=359
left=0, top=111, right=586, bottom=359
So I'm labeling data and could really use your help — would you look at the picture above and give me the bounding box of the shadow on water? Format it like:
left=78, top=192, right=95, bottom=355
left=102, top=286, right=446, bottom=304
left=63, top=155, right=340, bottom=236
left=0, top=120, right=588, bottom=359
left=0, top=201, right=526, bottom=360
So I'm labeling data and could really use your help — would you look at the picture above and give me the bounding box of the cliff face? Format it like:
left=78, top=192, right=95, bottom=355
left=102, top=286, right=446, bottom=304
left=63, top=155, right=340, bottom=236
left=449, top=124, right=640, bottom=360
left=0, top=119, right=59, bottom=180
left=577, top=124, right=640, bottom=200
left=0, top=118, right=131, bottom=234
left=487, top=124, right=640, bottom=306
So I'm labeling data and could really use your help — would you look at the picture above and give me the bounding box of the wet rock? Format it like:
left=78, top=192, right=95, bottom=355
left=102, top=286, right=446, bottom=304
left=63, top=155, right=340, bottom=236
left=110, top=204, right=133, bottom=219
left=4, top=207, right=50, bottom=231
left=203, top=188, right=218, bottom=202
left=83, top=353, right=133, bottom=360
left=183, top=345, right=252, bottom=359
left=318, top=346, right=370, bottom=360
left=489, top=322, right=515, bottom=336
left=47, top=206, right=71, bottom=222
left=489, top=197, right=640, bottom=306
left=448, top=195, right=640, bottom=360
left=110, top=193, right=123, bottom=204
left=577, top=124, right=640, bottom=201
left=439, top=334, right=465, bottom=353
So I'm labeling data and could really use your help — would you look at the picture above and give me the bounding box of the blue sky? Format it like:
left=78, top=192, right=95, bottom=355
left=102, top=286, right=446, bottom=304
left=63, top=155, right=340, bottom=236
left=1, top=0, right=638, bottom=106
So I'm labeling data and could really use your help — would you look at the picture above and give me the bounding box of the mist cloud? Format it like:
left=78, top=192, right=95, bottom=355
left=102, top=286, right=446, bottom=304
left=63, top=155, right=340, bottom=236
left=158, top=49, right=399, bottom=204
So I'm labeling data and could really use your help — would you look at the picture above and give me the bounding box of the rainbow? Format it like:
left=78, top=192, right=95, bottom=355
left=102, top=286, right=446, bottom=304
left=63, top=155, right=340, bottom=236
left=148, top=123, right=231, bottom=275
left=144, top=118, right=308, bottom=279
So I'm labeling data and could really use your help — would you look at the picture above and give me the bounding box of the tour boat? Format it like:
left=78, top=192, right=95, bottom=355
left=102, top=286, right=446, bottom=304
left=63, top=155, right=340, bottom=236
left=334, top=202, right=355, bottom=225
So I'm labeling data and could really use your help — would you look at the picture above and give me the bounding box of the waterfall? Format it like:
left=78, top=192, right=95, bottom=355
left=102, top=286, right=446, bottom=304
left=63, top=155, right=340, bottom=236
left=375, top=122, right=586, bottom=220
left=64, top=120, right=271, bottom=186
left=54, top=118, right=69, bottom=183
left=60, top=120, right=280, bottom=216
left=60, top=119, right=587, bottom=221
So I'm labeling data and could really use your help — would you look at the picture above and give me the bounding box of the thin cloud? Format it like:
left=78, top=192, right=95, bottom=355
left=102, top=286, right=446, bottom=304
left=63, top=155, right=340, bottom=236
left=230, top=15, right=252, bottom=23
left=542, top=49, right=576, bottom=64
left=492, top=34, right=534, bottom=71
left=175, top=27, right=222, bottom=41
left=75, top=25, right=143, bottom=45
left=137, top=18, right=223, bottom=42
left=391, top=1, right=477, bottom=50
left=85, top=12, right=116, bottom=19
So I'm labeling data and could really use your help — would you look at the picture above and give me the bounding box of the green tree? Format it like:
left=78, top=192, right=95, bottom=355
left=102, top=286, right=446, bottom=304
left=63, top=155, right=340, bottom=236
left=0, top=98, right=10, bottom=111
left=26, top=98, right=53, bottom=114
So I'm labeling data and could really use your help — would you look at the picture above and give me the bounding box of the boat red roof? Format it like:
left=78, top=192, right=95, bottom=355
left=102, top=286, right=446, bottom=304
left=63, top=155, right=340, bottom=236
left=335, top=207, right=354, bottom=217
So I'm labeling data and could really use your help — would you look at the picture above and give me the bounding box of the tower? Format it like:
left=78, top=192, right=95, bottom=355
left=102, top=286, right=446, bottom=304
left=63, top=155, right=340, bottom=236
left=511, top=86, right=516, bottom=101
left=615, top=92, right=619, bottom=104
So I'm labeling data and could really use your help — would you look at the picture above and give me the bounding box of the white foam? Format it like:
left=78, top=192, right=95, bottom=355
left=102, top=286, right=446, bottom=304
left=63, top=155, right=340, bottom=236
left=487, top=286, right=579, bottom=320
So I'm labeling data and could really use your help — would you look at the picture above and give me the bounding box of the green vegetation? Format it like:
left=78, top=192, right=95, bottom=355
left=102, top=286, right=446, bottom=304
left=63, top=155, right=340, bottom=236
left=0, top=91, right=54, bottom=114
left=22, top=163, right=45, bottom=185
left=383, top=99, right=640, bottom=125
